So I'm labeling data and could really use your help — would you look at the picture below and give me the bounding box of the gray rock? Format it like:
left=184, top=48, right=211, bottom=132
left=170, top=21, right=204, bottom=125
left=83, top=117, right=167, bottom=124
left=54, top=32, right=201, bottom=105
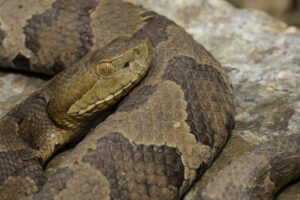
left=0, top=71, right=45, bottom=117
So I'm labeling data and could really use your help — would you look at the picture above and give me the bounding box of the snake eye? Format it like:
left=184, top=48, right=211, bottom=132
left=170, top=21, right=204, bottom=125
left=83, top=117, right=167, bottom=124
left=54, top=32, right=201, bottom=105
left=97, top=62, right=115, bottom=76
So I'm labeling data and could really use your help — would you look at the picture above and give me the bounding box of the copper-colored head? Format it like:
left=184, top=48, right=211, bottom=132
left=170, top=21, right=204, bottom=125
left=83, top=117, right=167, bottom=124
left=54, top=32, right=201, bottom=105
left=47, top=37, right=152, bottom=130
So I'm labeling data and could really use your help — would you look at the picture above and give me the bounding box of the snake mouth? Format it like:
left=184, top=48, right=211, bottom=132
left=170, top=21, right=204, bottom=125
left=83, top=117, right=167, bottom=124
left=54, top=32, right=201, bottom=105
left=67, top=80, right=135, bottom=116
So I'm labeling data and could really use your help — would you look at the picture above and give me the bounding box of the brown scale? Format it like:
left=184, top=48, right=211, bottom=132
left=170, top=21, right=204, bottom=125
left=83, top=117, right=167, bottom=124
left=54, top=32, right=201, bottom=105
left=0, top=117, right=46, bottom=200
left=0, top=0, right=298, bottom=199
left=82, top=132, right=184, bottom=199
left=162, top=56, right=234, bottom=147
left=37, top=5, right=235, bottom=200
left=0, top=33, right=152, bottom=199
left=198, top=134, right=300, bottom=200
left=23, top=0, right=98, bottom=73
left=0, top=0, right=237, bottom=199
left=33, top=167, right=73, bottom=200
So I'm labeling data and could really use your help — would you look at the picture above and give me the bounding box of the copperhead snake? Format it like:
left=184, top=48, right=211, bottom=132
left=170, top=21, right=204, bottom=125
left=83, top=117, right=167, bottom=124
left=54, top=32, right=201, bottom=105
left=0, top=0, right=299, bottom=199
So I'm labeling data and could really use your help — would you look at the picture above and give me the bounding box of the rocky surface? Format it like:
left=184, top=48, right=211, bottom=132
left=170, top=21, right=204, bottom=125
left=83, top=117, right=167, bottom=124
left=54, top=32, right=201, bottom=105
left=1, top=0, right=299, bottom=199
left=0, top=70, right=46, bottom=117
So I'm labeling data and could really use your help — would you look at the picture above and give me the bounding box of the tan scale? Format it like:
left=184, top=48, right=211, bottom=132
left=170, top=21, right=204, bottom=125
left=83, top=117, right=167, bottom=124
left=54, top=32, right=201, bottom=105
left=52, top=81, right=212, bottom=197
left=0, top=176, right=39, bottom=200
left=0, top=0, right=55, bottom=70
left=0, top=0, right=237, bottom=199
left=1, top=0, right=299, bottom=199
left=53, top=164, right=111, bottom=200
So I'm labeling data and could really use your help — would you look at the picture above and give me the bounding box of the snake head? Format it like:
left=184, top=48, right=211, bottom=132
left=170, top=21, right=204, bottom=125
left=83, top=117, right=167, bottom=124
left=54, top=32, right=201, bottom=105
left=46, top=37, right=152, bottom=130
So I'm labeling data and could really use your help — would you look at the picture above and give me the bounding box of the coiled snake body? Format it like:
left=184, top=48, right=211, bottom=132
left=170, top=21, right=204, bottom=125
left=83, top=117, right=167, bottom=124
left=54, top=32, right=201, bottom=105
left=0, top=0, right=299, bottom=199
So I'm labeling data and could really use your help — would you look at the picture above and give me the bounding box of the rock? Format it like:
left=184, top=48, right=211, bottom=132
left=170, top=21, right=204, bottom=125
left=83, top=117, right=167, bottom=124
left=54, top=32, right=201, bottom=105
left=0, top=70, right=46, bottom=117
left=1, top=0, right=299, bottom=198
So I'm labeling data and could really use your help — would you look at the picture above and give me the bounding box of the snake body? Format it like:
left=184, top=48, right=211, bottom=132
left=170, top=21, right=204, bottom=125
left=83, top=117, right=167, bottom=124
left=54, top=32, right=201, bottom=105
left=0, top=0, right=299, bottom=199
left=0, top=35, right=152, bottom=199
left=198, top=134, right=300, bottom=200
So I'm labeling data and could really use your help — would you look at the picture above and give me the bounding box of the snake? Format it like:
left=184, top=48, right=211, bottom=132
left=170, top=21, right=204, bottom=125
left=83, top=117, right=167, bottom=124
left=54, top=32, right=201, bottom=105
left=0, top=0, right=299, bottom=199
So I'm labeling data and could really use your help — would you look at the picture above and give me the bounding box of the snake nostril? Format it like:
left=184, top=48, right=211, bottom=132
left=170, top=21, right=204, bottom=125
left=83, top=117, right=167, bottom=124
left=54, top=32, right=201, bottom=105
left=123, top=61, right=130, bottom=68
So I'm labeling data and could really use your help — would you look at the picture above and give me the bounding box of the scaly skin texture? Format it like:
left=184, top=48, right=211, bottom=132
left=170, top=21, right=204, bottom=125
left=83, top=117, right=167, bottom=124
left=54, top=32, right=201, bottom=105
left=1, top=0, right=236, bottom=198
left=0, top=35, right=152, bottom=199
left=1, top=0, right=299, bottom=200
left=198, top=134, right=300, bottom=200
left=6, top=0, right=300, bottom=200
